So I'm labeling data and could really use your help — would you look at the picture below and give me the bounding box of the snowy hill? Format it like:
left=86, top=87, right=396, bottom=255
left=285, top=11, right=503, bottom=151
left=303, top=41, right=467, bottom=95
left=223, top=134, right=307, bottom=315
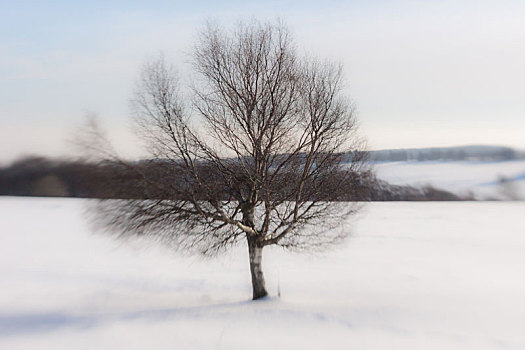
left=370, top=145, right=521, bottom=162
left=1, top=198, right=525, bottom=349
left=374, top=160, right=525, bottom=200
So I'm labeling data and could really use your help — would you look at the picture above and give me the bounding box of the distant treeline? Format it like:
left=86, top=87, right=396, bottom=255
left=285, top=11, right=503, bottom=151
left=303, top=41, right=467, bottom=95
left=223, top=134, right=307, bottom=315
left=370, top=145, right=521, bottom=162
left=0, top=156, right=464, bottom=201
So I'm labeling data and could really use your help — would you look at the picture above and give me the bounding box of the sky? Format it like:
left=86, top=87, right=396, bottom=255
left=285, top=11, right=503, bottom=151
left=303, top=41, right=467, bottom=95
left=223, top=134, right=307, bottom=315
left=1, top=0, right=524, bottom=163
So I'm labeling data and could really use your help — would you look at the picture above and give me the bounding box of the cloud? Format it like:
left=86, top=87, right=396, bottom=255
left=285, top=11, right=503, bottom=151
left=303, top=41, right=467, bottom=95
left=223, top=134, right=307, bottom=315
left=1, top=0, right=525, bottom=161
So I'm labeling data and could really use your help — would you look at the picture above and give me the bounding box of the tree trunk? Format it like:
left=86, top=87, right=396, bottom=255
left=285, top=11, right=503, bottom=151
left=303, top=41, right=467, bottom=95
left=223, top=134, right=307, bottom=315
left=247, top=238, right=268, bottom=300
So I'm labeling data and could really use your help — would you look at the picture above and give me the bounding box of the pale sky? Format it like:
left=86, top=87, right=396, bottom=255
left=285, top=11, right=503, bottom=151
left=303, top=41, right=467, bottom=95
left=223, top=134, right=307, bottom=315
left=1, top=0, right=524, bottom=163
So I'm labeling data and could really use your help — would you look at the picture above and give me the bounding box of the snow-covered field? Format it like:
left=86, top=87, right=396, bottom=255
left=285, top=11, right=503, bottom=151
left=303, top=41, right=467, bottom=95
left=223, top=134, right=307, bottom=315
left=374, top=160, right=525, bottom=199
left=1, top=197, right=525, bottom=349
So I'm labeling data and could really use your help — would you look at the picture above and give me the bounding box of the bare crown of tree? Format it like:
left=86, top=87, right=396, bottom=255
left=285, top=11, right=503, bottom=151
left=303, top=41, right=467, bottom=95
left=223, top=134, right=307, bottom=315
left=93, top=20, right=369, bottom=299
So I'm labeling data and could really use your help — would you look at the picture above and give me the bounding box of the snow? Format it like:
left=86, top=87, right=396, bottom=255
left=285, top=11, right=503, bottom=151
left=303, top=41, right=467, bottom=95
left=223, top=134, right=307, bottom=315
left=1, top=197, right=525, bottom=349
left=374, top=160, right=525, bottom=199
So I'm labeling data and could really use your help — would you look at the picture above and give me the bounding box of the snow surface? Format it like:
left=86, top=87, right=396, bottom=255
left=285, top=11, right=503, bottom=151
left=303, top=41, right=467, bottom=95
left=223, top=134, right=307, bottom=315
left=1, top=197, right=525, bottom=349
left=374, top=160, right=525, bottom=199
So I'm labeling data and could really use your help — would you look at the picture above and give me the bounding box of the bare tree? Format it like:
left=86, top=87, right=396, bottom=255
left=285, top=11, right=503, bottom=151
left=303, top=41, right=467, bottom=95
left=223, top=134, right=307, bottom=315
left=92, top=20, right=369, bottom=300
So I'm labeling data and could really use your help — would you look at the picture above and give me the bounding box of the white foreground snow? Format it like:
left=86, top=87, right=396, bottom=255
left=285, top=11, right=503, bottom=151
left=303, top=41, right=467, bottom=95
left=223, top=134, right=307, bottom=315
left=374, top=160, right=525, bottom=199
left=1, top=197, right=525, bottom=349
